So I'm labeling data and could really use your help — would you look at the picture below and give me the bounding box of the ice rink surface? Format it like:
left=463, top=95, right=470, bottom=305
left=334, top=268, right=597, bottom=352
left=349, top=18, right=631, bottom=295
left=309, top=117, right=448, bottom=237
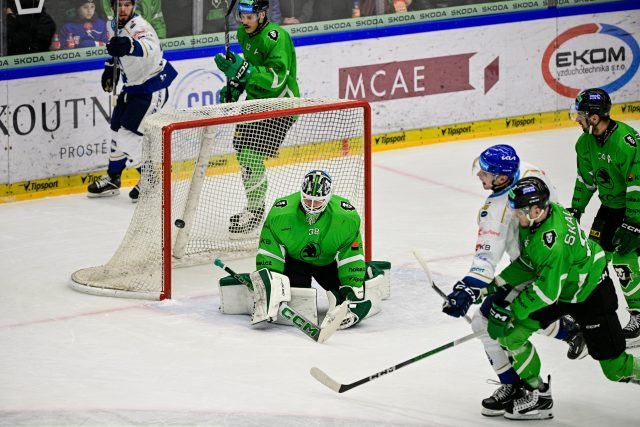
left=1, top=121, right=639, bottom=426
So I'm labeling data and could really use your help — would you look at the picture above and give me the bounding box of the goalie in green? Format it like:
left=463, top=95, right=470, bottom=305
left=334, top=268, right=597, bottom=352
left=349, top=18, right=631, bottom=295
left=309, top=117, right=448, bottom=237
left=218, top=170, right=390, bottom=330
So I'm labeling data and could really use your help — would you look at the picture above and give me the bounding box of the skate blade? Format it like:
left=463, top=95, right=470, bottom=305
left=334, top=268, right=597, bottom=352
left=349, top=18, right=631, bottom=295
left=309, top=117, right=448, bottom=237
left=87, top=189, right=120, bottom=198
left=481, top=408, right=505, bottom=417
left=504, top=410, right=553, bottom=420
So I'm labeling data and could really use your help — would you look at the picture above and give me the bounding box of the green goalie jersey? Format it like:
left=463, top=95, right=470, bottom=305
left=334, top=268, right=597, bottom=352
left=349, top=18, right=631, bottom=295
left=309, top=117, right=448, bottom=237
left=571, top=121, right=640, bottom=220
left=256, top=193, right=365, bottom=289
left=238, top=22, right=300, bottom=100
left=497, top=202, right=607, bottom=321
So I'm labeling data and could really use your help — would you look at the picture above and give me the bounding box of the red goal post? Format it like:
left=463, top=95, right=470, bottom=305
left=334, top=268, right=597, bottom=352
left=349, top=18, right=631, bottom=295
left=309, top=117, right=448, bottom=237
left=71, top=98, right=372, bottom=300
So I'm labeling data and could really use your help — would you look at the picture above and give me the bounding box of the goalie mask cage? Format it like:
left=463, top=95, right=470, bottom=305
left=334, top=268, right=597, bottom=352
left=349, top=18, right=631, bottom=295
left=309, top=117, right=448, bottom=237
left=71, top=98, right=372, bottom=300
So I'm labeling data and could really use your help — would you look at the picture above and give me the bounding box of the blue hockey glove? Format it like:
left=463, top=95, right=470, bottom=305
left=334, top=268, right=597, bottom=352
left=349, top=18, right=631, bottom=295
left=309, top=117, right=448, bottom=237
left=106, top=36, right=133, bottom=57
left=487, top=300, right=513, bottom=339
left=214, top=52, right=254, bottom=84
left=613, top=220, right=640, bottom=256
left=101, top=60, right=120, bottom=92
left=442, top=280, right=482, bottom=318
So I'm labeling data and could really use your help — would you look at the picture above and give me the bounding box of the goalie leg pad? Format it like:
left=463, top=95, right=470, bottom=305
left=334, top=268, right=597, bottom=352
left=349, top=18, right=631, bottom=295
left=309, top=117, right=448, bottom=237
left=218, top=274, right=253, bottom=315
left=250, top=269, right=291, bottom=325
left=274, top=287, right=318, bottom=326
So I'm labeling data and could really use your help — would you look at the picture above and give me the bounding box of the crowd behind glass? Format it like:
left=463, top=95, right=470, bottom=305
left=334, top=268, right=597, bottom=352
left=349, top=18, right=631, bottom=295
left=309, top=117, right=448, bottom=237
left=2, top=0, right=494, bottom=57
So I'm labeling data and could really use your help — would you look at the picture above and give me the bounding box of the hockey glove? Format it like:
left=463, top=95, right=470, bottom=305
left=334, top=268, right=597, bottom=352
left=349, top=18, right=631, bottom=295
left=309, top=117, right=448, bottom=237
left=214, top=52, right=254, bottom=84
left=613, top=220, right=640, bottom=256
left=487, top=300, right=514, bottom=339
left=442, top=280, right=482, bottom=318
left=337, top=286, right=372, bottom=329
left=219, top=80, right=244, bottom=103
left=101, top=60, right=120, bottom=93
left=106, top=36, right=133, bottom=57
left=566, top=208, right=582, bottom=223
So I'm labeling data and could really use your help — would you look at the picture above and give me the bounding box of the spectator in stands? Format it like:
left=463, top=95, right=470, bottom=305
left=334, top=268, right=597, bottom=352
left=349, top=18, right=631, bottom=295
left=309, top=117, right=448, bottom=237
left=312, top=0, right=350, bottom=22
left=100, top=0, right=166, bottom=38
left=5, top=0, right=56, bottom=55
left=281, top=0, right=315, bottom=25
left=60, top=0, right=109, bottom=49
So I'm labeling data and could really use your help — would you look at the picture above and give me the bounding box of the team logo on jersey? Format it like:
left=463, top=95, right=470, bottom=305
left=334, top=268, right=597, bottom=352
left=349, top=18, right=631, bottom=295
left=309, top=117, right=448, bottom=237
left=480, top=211, right=488, bottom=217
left=268, top=30, right=279, bottom=41
left=341, top=201, right=355, bottom=211
left=301, top=242, right=321, bottom=260
left=595, top=168, right=614, bottom=189
left=542, top=230, right=557, bottom=248
left=625, top=134, right=637, bottom=148
left=613, top=264, right=632, bottom=287
left=274, top=199, right=287, bottom=207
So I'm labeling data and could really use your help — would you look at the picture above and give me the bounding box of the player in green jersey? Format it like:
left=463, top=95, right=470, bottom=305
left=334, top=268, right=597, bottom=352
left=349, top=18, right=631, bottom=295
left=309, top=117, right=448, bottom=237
left=214, top=0, right=300, bottom=234
left=568, top=88, right=640, bottom=347
left=482, top=177, right=640, bottom=420
left=256, top=170, right=383, bottom=329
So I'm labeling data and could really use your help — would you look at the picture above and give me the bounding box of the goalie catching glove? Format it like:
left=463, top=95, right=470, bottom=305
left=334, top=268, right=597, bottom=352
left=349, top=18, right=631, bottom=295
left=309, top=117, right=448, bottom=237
left=250, top=269, right=291, bottom=325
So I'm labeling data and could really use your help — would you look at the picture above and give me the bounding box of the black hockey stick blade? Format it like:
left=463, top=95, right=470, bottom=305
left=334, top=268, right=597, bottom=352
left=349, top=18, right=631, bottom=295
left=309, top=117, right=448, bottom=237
left=310, top=330, right=482, bottom=393
left=412, top=249, right=473, bottom=324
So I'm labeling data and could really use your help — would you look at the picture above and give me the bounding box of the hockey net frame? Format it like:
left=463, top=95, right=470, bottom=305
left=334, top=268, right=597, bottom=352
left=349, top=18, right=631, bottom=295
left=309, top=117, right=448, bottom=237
left=70, top=98, right=372, bottom=300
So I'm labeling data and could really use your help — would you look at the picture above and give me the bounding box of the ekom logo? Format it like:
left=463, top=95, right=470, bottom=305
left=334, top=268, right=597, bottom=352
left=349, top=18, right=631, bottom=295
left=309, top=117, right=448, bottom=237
left=541, top=23, right=639, bottom=98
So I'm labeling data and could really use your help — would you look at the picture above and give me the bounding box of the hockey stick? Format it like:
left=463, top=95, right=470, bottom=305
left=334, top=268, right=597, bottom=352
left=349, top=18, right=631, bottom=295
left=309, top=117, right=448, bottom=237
left=214, top=259, right=347, bottom=344
left=110, top=0, right=119, bottom=105
left=412, top=250, right=472, bottom=324
left=223, top=0, right=240, bottom=102
left=310, top=330, right=482, bottom=393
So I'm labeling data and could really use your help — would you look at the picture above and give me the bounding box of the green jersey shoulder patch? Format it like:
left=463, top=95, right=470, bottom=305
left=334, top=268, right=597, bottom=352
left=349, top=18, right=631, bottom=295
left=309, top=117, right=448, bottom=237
left=542, top=230, right=557, bottom=248
left=624, top=133, right=637, bottom=148
left=274, top=199, right=288, bottom=208
left=340, top=201, right=355, bottom=211
left=267, top=29, right=279, bottom=41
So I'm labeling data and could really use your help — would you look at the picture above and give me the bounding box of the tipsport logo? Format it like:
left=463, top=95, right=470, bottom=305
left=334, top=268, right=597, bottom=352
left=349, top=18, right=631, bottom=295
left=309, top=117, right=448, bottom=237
left=170, top=68, right=226, bottom=109
left=541, top=23, right=640, bottom=98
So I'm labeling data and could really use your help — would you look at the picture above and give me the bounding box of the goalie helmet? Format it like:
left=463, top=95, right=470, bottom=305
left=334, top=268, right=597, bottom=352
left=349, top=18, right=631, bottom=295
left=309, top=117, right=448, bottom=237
left=508, top=177, right=550, bottom=211
left=238, top=0, right=269, bottom=14
left=570, top=88, right=611, bottom=120
left=301, top=170, right=333, bottom=224
left=477, top=144, right=520, bottom=179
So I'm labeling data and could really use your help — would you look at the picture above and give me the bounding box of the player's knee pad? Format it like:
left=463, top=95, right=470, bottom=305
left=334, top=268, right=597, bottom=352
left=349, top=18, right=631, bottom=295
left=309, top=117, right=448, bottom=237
left=599, top=352, right=635, bottom=382
left=580, top=312, right=626, bottom=360
left=116, top=127, right=143, bottom=168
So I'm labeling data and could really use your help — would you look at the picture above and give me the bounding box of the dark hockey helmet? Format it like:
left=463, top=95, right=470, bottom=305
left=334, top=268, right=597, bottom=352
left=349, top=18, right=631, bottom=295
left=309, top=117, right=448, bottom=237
left=238, top=0, right=269, bottom=14
left=477, top=144, right=520, bottom=180
left=570, top=88, right=611, bottom=120
left=508, top=177, right=550, bottom=211
left=301, top=170, right=333, bottom=217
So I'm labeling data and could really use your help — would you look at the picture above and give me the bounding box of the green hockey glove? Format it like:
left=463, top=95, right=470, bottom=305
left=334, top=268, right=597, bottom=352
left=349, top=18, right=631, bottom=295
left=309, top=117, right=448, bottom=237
left=487, top=300, right=514, bottom=339
left=219, top=80, right=244, bottom=103
left=214, top=52, right=254, bottom=84
left=613, top=221, right=640, bottom=256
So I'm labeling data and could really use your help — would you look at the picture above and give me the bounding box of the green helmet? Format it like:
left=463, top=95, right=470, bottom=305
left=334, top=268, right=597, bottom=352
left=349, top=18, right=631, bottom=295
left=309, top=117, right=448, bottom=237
left=300, top=170, right=333, bottom=224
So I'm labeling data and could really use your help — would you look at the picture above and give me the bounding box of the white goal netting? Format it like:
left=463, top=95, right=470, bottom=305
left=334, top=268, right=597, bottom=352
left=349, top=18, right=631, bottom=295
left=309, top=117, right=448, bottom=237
left=71, top=98, right=370, bottom=299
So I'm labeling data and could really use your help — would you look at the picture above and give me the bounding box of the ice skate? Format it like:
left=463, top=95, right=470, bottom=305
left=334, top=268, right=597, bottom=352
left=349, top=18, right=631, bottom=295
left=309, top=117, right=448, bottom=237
left=623, top=309, right=640, bottom=348
left=481, top=382, right=525, bottom=417
left=87, top=173, right=121, bottom=198
left=229, top=205, right=265, bottom=233
left=504, top=376, right=553, bottom=420
left=563, top=315, right=588, bottom=359
left=129, top=184, right=140, bottom=203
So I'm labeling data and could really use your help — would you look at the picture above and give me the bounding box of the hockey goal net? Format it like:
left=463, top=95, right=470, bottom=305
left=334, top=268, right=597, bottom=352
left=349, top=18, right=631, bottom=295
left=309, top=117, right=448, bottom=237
left=71, top=98, right=371, bottom=300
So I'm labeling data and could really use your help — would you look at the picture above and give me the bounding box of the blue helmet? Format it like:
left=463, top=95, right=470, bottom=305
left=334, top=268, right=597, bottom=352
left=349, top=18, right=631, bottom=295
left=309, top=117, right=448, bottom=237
left=478, top=145, right=520, bottom=179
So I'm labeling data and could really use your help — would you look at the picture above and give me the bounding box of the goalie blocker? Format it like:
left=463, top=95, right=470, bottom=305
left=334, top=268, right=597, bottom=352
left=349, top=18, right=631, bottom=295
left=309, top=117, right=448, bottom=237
left=219, top=261, right=391, bottom=328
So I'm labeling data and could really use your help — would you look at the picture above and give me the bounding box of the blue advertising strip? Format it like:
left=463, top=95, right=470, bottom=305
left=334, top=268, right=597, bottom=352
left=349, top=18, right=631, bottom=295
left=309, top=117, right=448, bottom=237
left=0, top=0, right=636, bottom=81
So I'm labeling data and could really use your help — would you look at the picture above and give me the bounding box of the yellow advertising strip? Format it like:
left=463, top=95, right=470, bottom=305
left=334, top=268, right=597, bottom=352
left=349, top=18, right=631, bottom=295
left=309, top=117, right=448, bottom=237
left=1, top=103, right=638, bottom=204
